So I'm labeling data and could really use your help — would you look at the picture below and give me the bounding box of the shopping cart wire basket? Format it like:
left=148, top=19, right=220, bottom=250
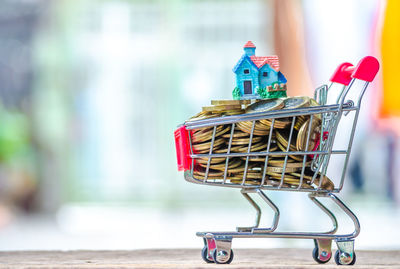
left=174, top=56, right=379, bottom=265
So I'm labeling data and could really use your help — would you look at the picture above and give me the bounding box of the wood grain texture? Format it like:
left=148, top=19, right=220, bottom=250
left=0, top=249, right=398, bottom=268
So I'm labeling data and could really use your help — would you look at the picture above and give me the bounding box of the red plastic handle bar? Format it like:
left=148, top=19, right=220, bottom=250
left=330, top=63, right=354, bottom=86
left=174, top=125, right=192, bottom=171
left=330, top=56, right=380, bottom=85
left=352, top=56, right=380, bottom=82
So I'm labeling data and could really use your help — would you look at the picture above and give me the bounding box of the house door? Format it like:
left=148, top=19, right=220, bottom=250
left=243, top=80, right=252, bottom=94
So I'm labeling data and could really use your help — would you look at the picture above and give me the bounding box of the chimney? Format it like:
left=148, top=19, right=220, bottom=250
left=243, top=41, right=256, bottom=56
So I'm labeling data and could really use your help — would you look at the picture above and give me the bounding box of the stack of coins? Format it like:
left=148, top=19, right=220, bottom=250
left=192, top=100, right=248, bottom=179
left=189, top=97, right=333, bottom=190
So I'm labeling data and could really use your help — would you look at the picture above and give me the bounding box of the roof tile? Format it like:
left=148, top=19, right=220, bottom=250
left=250, top=55, right=280, bottom=71
left=243, top=41, right=256, bottom=48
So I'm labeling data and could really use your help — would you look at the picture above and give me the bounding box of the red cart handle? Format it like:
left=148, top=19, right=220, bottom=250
left=330, top=56, right=380, bottom=86
left=174, top=125, right=192, bottom=171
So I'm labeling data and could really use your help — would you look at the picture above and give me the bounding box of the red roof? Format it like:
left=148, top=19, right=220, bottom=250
left=250, top=55, right=280, bottom=71
left=243, top=41, right=256, bottom=48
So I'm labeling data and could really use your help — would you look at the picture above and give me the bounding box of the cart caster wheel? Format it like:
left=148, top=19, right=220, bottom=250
left=312, top=247, right=331, bottom=264
left=335, top=250, right=356, bottom=265
left=212, top=249, right=234, bottom=264
left=201, top=246, right=214, bottom=263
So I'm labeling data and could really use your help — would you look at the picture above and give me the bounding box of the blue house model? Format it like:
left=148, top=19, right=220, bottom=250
left=232, top=41, right=287, bottom=100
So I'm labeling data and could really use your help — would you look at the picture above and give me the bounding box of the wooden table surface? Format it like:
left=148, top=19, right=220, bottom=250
left=0, top=249, right=398, bottom=268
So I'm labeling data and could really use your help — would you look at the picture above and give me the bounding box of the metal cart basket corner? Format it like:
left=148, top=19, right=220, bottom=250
left=174, top=56, right=379, bottom=265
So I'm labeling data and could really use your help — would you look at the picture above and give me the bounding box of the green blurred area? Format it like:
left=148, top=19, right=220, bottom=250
left=0, top=0, right=273, bottom=210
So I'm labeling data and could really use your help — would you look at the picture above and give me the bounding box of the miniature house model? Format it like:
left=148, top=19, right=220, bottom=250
left=232, top=41, right=287, bottom=100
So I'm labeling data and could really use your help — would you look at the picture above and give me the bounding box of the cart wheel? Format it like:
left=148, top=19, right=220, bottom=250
left=212, top=248, right=234, bottom=264
left=335, top=250, right=356, bottom=265
left=312, top=247, right=331, bottom=264
left=201, top=246, right=214, bottom=263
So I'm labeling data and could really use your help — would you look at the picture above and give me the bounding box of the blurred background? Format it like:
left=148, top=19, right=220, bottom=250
left=0, top=0, right=399, bottom=251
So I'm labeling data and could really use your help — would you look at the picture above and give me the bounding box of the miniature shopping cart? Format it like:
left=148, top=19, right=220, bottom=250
left=174, top=56, right=379, bottom=265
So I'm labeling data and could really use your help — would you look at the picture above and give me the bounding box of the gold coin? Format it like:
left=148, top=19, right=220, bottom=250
left=236, top=128, right=269, bottom=137
left=276, top=141, right=303, bottom=161
left=245, top=99, right=284, bottom=113
left=196, top=157, right=226, bottom=165
left=211, top=109, right=244, bottom=114
left=267, top=171, right=299, bottom=180
left=213, top=147, right=230, bottom=154
left=230, top=179, right=262, bottom=185
left=237, top=124, right=269, bottom=133
left=290, top=169, right=334, bottom=190
left=230, top=136, right=263, bottom=145
left=236, top=121, right=270, bottom=135
left=294, top=116, right=307, bottom=131
left=211, top=100, right=251, bottom=105
left=209, top=159, right=243, bottom=171
left=237, top=174, right=262, bottom=180
left=193, top=124, right=224, bottom=133
left=309, top=98, right=322, bottom=120
left=260, top=118, right=292, bottom=129
left=193, top=175, right=222, bottom=180
left=193, top=147, right=225, bottom=154
left=230, top=141, right=268, bottom=153
left=237, top=127, right=270, bottom=136
left=309, top=98, right=319, bottom=106
left=241, top=157, right=264, bottom=162
left=229, top=178, right=293, bottom=188
left=239, top=145, right=279, bottom=162
left=190, top=110, right=208, bottom=118
left=187, top=111, right=221, bottom=122
left=192, top=137, right=225, bottom=152
left=290, top=172, right=314, bottom=181
left=234, top=172, right=263, bottom=180
left=284, top=180, right=311, bottom=187
left=267, top=180, right=291, bottom=188
left=202, top=104, right=242, bottom=112
left=296, top=118, right=321, bottom=151
left=191, top=125, right=224, bottom=143
left=265, top=166, right=301, bottom=173
left=190, top=125, right=225, bottom=139
left=237, top=120, right=270, bottom=130
left=235, top=167, right=262, bottom=179
left=267, top=158, right=294, bottom=165
left=222, top=130, right=250, bottom=139
left=220, top=109, right=244, bottom=114
left=193, top=168, right=224, bottom=178
left=219, top=166, right=245, bottom=173
left=285, top=182, right=313, bottom=189
left=221, top=109, right=244, bottom=115
left=268, top=158, right=310, bottom=168
left=313, top=174, right=334, bottom=190
left=271, top=179, right=311, bottom=188
left=221, top=162, right=262, bottom=173
left=269, top=177, right=306, bottom=188
left=192, top=125, right=224, bottom=134
left=275, top=130, right=297, bottom=151
left=192, top=125, right=231, bottom=144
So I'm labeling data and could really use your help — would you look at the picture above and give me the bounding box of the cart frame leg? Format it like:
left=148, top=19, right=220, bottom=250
left=329, top=193, right=360, bottom=239
left=236, top=190, right=261, bottom=232
left=252, top=189, right=280, bottom=233
left=236, top=188, right=280, bottom=233
left=308, top=193, right=338, bottom=234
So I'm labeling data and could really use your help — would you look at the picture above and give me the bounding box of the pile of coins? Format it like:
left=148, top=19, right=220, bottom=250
left=189, top=97, right=334, bottom=190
